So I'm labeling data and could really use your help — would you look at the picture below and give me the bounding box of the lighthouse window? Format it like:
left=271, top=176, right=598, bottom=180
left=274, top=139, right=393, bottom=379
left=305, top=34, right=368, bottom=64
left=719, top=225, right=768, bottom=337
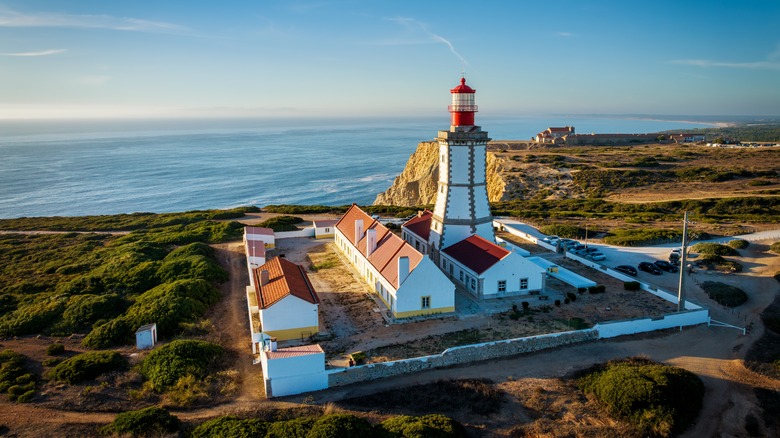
left=421, top=296, right=431, bottom=309
left=498, top=280, right=506, bottom=292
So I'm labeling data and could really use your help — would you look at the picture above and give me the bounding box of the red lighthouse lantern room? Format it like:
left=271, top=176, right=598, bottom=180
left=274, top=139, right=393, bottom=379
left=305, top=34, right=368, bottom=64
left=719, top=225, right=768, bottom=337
left=448, top=77, right=477, bottom=127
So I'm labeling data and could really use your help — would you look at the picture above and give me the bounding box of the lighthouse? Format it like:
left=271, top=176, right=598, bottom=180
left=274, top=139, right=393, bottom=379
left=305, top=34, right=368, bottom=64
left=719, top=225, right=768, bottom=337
left=428, top=77, right=494, bottom=261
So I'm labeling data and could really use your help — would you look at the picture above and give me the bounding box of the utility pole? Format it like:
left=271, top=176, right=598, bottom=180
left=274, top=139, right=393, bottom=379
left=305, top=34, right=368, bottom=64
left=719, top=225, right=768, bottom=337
left=677, top=211, right=691, bottom=312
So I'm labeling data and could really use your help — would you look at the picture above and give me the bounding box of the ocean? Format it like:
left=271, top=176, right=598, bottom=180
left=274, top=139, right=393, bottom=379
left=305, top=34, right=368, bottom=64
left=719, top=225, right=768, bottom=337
left=0, top=116, right=714, bottom=219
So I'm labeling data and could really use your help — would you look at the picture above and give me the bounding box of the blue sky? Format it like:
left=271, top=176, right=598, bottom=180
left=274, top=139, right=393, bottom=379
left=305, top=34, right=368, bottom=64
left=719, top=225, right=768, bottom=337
left=1, top=0, right=779, bottom=119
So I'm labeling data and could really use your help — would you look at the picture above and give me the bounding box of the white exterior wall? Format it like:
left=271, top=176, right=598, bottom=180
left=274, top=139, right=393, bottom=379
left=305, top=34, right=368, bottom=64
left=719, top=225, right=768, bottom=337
left=447, top=144, right=471, bottom=185
left=135, top=331, right=154, bottom=349
left=314, top=225, right=335, bottom=238
left=445, top=186, right=472, bottom=218
left=394, top=258, right=455, bottom=314
left=260, top=351, right=327, bottom=397
left=473, top=144, right=486, bottom=182
left=480, top=252, right=545, bottom=297
left=259, top=295, right=318, bottom=334
left=245, top=232, right=275, bottom=247
left=335, top=228, right=400, bottom=313
left=402, top=230, right=429, bottom=255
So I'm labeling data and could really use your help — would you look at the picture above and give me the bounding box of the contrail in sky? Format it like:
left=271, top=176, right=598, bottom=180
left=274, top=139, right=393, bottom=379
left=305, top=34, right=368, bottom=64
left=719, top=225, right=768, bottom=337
left=431, top=34, right=468, bottom=68
left=390, top=17, right=469, bottom=69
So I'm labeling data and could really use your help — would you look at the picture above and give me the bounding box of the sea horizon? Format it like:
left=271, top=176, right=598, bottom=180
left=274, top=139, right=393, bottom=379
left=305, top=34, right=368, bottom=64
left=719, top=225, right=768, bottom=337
left=0, top=115, right=721, bottom=220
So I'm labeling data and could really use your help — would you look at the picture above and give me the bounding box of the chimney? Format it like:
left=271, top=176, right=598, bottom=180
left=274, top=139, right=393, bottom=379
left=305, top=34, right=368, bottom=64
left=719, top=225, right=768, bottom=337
left=398, top=256, right=410, bottom=286
left=270, top=337, right=277, bottom=352
left=260, top=269, right=270, bottom=286
left=354, top=219, right=364, bottom=243
left=366, top=228, right=377, bottom=256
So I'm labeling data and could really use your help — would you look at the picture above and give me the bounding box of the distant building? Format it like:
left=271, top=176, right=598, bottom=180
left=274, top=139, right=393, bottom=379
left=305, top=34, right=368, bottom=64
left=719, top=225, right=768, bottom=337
left=135, top=323, right=157, bottom=350
left=254, top=256, right=320, bottom=341
left=535, top=126, right=575, bottom=143
left=668, top=133, right=706, bottom=143
left=312, top=219, right=339, bottom=239
left=335, top=204, right=455, bottom=318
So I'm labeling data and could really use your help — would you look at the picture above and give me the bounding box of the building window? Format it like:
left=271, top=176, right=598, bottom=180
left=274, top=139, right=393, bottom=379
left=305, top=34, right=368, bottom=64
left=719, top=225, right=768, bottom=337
left=324, top=227, right=330, bottom=232
left=415, top=241, right=419, bottom=251
left=459, top=271, right=464, bottom=282
left=421, top=296, right=431, bottom=309
left=520, top=278, right=528, bottom=290
left=470, top=278, right=476, bottom=290
left=498, top=280, right=506, bottom=292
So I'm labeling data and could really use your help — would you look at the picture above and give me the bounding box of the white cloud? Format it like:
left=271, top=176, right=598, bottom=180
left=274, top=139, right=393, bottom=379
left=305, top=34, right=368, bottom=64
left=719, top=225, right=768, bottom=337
left=0, top=48, right=66, bottom=56
left=557, top=32, right=573, bottom=37
left=671, top=44, right=780, bottom=71
left=0, top=8, right=188, bottom=33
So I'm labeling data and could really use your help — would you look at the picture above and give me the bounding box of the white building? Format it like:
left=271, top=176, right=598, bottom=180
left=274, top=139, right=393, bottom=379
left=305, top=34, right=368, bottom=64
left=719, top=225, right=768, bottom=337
left=254, top=257, right=320, bottom=341
left=259, top=343, right=327, bottom=397
left=441, top=235, right=546, bottom=298
left=244, top=226, right=275, bottom=248
left=402, top=210, right=432, bottom=255
left=245, top=238, right=266, bottom=287
left=312, top=219, right=339, bottom=239
left=335, top=204, right=455, bottom=318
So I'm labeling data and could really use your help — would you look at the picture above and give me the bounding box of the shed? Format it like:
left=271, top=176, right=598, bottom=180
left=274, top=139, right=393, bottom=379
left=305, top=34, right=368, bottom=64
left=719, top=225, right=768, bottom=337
left=135, top=323, right=157, bottom=349
left=312, top=220, right=339, bottom=239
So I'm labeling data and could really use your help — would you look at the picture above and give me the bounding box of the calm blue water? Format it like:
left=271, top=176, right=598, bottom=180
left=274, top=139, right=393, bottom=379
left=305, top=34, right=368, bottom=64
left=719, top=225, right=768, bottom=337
left=0, top=116, right=713, bottom=219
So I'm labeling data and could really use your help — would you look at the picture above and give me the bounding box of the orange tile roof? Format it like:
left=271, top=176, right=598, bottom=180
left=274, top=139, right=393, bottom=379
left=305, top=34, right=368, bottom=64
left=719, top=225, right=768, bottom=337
left=442, top=235, right=509, bottom=274
left=254, top=257, right=319, bottom=309
left=266, top=344, right=324, bottom=360
left=402, top=210, right=432, bottom=241
left=336, top=204, right=423, bottom=289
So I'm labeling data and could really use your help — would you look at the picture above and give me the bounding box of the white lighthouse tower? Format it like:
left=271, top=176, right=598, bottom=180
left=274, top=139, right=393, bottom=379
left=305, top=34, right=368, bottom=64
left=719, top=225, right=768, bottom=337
left=428, top=77, right=494, bottom=261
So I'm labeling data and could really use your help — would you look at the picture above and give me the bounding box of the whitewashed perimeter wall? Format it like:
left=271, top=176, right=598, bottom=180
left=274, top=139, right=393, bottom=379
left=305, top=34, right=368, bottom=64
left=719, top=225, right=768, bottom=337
left=275, top=228, right=315, bottom=239
left=594, top=309, right=709, bottom=338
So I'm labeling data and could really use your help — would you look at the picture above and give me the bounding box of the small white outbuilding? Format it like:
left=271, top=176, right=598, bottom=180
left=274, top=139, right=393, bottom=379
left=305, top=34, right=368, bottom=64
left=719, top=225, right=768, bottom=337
left=135, top=323, right=157, bottom=350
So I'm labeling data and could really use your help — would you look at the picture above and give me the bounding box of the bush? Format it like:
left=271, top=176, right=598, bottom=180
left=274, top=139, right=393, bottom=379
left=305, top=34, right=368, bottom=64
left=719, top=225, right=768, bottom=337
left=588, top=285, right=606, bottom=294
left=380, top=414, right=467, bottom=437
left=61, top=293, right=125, bottom=332
left=554, top=300, right=561, bottom=307
left=540, top=224, right=584, bottom=239
left=521, top=301, right=529, bottom=310
left=82, top=317, right=133, bottom=349
left=726, top=239, right=749, bottom=249
left=701, top=281, right=748, bottom=307
left=579, top=358, right=704, bottom=436
left=566, top=292, right=577, bottom=302
left=0, top=350, right=36, bottom=402
left=138, top=340, right=223, bottom=392
left=265, top=417, right=316, bottom=438
left=102, top=406, right=181, bottom=437
left=49, top=351, right=126, bottom=384
left=155, top=255, right=227, bottom=284
left=46, top=343, right=65, bottom=356
left=603, top=228, right=681, bottom=247
left=771, top=242, right=780, bottom=254
left=0, top=296, right=68, bottom=337
left=257, top=215, right=304, bottom=232
left=696, top=254, right=743, bottom=273
left=624, top=281, right=641, bottom=291
left=307, top=413, right=375, bottom=438
left=191, top=415, right=269, bottom=438
left=691, top=242, right=739, bottom=256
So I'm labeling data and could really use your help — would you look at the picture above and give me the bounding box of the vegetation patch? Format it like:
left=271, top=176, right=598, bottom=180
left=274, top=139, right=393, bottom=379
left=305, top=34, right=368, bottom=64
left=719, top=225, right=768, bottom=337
left=726, top=239, right=749, bottom=249
left=578, top=358, right=704, bottom=437
left=191, top=415, right=269, bottom=438
left=539, top=223, right=584, bottom=239
left=101, top=406, right=181, bottom=437
left=695, top=254, right=743, bottom=273
left=380, top=414, right=467, bottom=438
left=49, top=351, right=126, bottom=384
left=341, top=378, right=503, bottom=416
left=771, top=242, right=780, bottom=254
left=700, top=281, right=748, bottom=307
left=0, top=350, right=37, bottom=403
left=307, top=413, right=375, bottom=438
left=138, top=340, right=224, bottom=393
left=257, top=215, right=304, bottom=232
left=691, top=242, right=739, bottom=256
left=624, top=281, right=641, bottom=291
left=603, top=228, right=682, bottom=246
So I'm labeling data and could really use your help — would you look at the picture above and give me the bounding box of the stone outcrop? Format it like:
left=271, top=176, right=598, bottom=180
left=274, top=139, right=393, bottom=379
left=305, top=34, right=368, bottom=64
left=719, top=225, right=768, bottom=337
left=374, top=141, right=506, bottom=206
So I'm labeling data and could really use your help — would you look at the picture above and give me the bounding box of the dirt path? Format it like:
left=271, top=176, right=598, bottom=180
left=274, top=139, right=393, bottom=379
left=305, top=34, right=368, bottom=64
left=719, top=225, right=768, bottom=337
left=210, top=242, right=263, bottom=401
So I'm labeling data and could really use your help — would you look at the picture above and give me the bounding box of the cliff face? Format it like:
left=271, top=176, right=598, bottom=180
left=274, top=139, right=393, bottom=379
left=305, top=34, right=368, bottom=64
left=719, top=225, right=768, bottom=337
left=374, top=141, right=507, bottom=206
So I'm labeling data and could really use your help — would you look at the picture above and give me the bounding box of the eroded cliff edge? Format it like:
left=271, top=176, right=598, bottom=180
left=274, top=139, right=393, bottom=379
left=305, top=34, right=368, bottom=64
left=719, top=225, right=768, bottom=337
left=374, top=141, right=506, bottom=206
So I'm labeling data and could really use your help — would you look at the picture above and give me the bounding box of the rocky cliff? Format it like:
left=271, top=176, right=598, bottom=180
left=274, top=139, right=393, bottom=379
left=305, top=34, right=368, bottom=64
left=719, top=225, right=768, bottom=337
left=373, top=141, right=507, bottom=206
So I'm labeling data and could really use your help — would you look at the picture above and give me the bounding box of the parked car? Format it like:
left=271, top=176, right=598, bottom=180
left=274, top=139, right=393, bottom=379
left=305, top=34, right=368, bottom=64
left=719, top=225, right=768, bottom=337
left=570, top=244, right=587, bottom=253
left=587, top=251, right=606, bottom=261
left=638, top=261, right=663, bottom=275
left=563, top=240, right=579, bottom=250
left=654, top=260, right=679, bottom=273
left=614, top=265, right=637, bottom=276
left=669, top=248, right=681, bottom=263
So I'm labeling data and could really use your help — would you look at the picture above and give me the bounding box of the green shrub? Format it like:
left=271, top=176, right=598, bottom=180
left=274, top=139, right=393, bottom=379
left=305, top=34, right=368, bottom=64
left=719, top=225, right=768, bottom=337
left=257, top=215, right=304, bottom=232
left=307, top=413, right=375, bottom=438
left=692, top=242, right=739, bottom=256
left=522, top=301, right=530, bottom=310
left=588, top=285, right=606, bottom=294
left=771, top=242, right=780, bottom=254
left=624, top=281, right=641, bottom=291
left=579, top=359, right=704, bottom=436
left=265, top=417, right=317, bottom=438
left=164, top=242, right=215, bottom=260
left=566, top=292, right=577, bottom=301
left=49, top=351, right=126, bottom=384
left=191, top=415, right=269, bottom=438
left=0, top=350, right=36, bottom=402
left=540, top=224, right=584, bottom=239
left=61, top=293, right=125, bottom=332
left=46, top=343, right=65, bottom=356
left=138, top=340, right=223, bottom=392
left=701, top=281, right=748, bottom=307
left=82, top=317, right=133, bottom=349
left=0, top=296, right=68, bottom=337
left=726, top=239, right=749, bottom=249
left=696, top=254, right=743, bottom=273
left=125, top=279, right=219, bottom=335
left=102, top=406, right=181, bottom=437
left=350, top=351, right=366, bottom=365
left=603, top=228, right=681, bottom=247
left=380, top=414, right=467, bottom=437
left=156, top=255, right=227, bottom=283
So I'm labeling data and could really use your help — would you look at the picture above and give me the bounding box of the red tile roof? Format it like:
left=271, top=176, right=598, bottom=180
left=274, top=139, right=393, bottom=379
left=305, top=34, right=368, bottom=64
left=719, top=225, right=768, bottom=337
left=336, top=204, right=423, bottom=289
left=312, top=219, right=339, bottom=228
left=265, top=344, right=324, bottom=360
left=402, top=210, right=432, bottom=241
left=246, top=226, right=274, bottom=236
left=442, top=235, right=509, bottom=274
left=254, top=257, right=319, bottom=309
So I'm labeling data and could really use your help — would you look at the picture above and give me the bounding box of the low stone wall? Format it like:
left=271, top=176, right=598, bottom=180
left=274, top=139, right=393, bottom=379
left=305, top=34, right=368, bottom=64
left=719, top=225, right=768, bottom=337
left=327, top=329, right=598, bottom=387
